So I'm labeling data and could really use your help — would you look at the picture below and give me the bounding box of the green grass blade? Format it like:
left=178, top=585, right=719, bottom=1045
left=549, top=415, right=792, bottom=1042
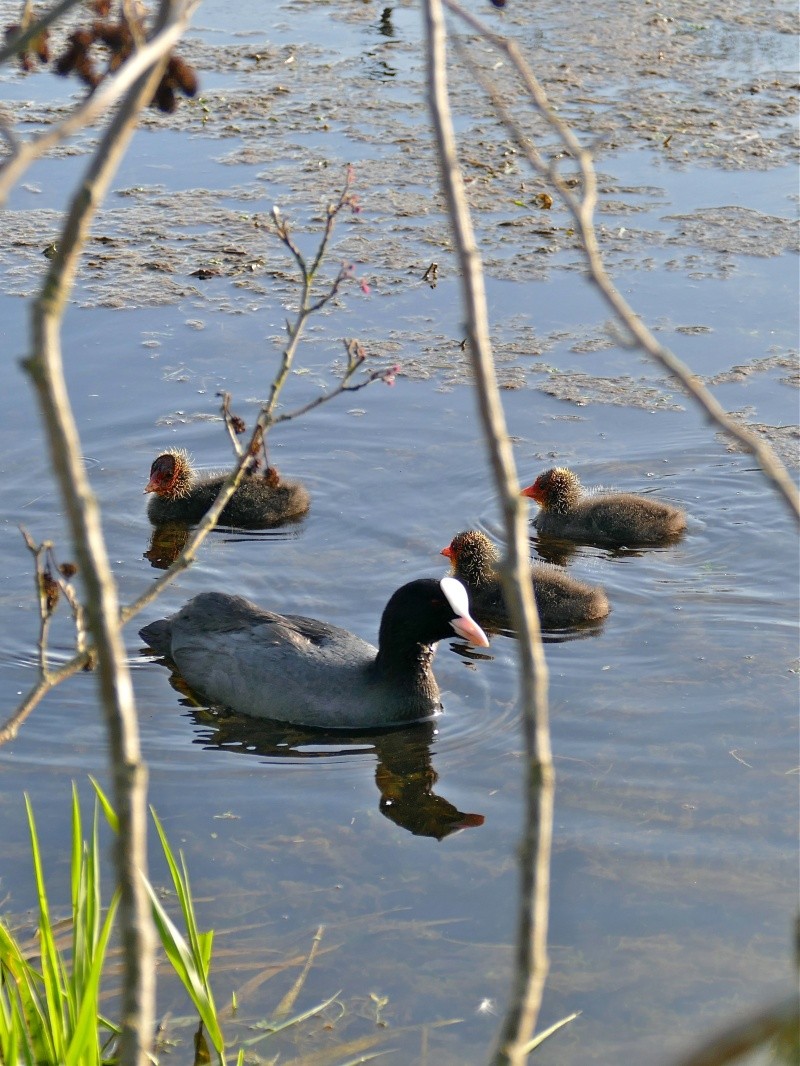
left=24, top=793, right=65, bottom=1064
left=64, top=889, right=119, bottom=1066
left=150, top=808, right=226, bottom=1051
left=4, top=999, right=29, bottom=1066
left=143, top=879, right=225, bottom=1052
left=86, top=803, right=103, bottom=969
left=0, top=927, right=40, bottom=1062
left=88, top=776, right=119, bottom=834
left=151, top=811, right=209, bottom=986
left=70, top=783, right=82, bottom=966
left=70, top=787, right=97, bottom=1010
left=197, top=929, right=214, bottom=976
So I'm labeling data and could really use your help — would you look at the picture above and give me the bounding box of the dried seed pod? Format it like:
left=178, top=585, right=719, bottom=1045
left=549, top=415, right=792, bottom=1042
left=41, top=570, right=60, bottom=614
left=153, top=82, right=176, bottom=113
left=168, top=55, right=198, bottom=96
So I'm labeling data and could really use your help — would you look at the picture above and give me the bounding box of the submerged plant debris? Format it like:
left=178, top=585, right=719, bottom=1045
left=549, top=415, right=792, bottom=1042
left=0, top=0, right=796, bottom=404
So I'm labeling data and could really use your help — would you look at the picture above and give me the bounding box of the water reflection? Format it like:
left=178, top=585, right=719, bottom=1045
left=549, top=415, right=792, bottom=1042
left=143, top=520, right=305, bottom=569
left=378, top=7, right=395, bottom=38
left=531, top=531, right=679, bottom=566
left=165, top=675, right=485, bottom=841
left=144, top=523, right=190, bottom=569
left=483, top=612, right=607, bottom=644
left=363, top=7, right=397, bottom=80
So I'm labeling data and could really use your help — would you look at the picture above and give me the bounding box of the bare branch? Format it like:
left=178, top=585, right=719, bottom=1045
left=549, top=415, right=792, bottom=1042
left=15, top=2, right=198, bottom=1059
left=0, top=652, right=90, bottom=745
left=20, top=528, right=56, bottom=677
left=307, top=167, right=359, bottom=279
left=272, top=342, right=399, bottom=426
left=258, top=175, right=369, bottom=431
left=0, top=0, right=81, bottom=68
left=0, top=0, right=199, bottom=205
left=423, top=4, right=555, bottom=1063
left=442, top=0, right=799, bottom=525
left=218, top=390, right=246, bottom=458
left=19, top=528, right=87, bottom=680
left=121, top=444, right=259, bottom=624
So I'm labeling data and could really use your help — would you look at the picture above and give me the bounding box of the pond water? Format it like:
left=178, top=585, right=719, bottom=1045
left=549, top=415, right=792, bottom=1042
left=0, top=1, right=797, bottom=1063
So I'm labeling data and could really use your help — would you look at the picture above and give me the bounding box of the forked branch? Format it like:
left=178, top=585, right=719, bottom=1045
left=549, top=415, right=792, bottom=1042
left=15, top=2, right=194, bottom=1059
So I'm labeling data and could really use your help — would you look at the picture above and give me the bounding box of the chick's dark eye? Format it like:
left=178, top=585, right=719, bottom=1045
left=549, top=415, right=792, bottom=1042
left=152, top=455, right=174, bottom=478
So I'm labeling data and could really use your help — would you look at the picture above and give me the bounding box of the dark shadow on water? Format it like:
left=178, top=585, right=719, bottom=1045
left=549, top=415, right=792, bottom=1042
left=159, top=669, right=485, bottom=841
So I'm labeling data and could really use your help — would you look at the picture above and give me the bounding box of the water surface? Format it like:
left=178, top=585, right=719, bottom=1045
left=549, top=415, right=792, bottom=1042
left=0, top=1, right=797, bottom=1063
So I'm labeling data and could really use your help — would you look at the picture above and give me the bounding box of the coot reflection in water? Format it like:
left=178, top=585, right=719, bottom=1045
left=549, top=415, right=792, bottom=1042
left=164, top=671, right=485, bottom=841
left=531, top=530, right=664, bottom=567
left=144, top=521, right=306, bottom=570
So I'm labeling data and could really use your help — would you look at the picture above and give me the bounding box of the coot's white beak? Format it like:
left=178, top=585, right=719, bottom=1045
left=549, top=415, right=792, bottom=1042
left=440, top=576, right=490, bottom=647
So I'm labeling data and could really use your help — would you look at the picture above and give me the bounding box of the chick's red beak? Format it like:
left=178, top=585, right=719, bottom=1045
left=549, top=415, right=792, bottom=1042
left=144, top=475, right=160, bottom=495
left=520, top=482, right=541, bottom=502
left=440, top=545, right=454, bottom=558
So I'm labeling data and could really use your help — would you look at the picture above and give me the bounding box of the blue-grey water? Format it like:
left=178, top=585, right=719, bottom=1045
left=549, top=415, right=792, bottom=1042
left=0, top=1, right=797, bottom=1063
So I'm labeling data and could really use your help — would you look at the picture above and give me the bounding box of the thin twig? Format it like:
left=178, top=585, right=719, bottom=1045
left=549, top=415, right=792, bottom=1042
left=0, top=0, right=81, bottom=67
left=273, top=340, right=397, bottom=425
left=270, top=369, right=394, bottom=425
left=19, top=528, right=87, bottom=679
left=0, top=0, right=200, bottom=205
left=423, top=5, right=554, bottom=1065
left=20, top=529, right=55, bottom=677
left=262, top=186, right=360, bottom=426
left=122, top=177, right=376, bottom=625
left=442, top=0, right=799, bottom=525
left=48, top=544, right=87, bottom=653
left=0, top=653, right=91, bottom=744
left=218, top=391, right=246, bottom=458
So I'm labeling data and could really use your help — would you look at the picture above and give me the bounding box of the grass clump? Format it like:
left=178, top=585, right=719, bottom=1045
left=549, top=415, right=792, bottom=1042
left=0, top=780, right=337, bottom=1066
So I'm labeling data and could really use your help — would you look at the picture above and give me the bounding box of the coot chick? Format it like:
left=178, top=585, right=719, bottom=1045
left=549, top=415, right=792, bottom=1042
left=145, top=449, right=310, bottom=528
left=441, top=529, right=609, bottom=629
left=521, top=467, right=685, bottom=547
left=139, top=577, right=489, bottom=730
